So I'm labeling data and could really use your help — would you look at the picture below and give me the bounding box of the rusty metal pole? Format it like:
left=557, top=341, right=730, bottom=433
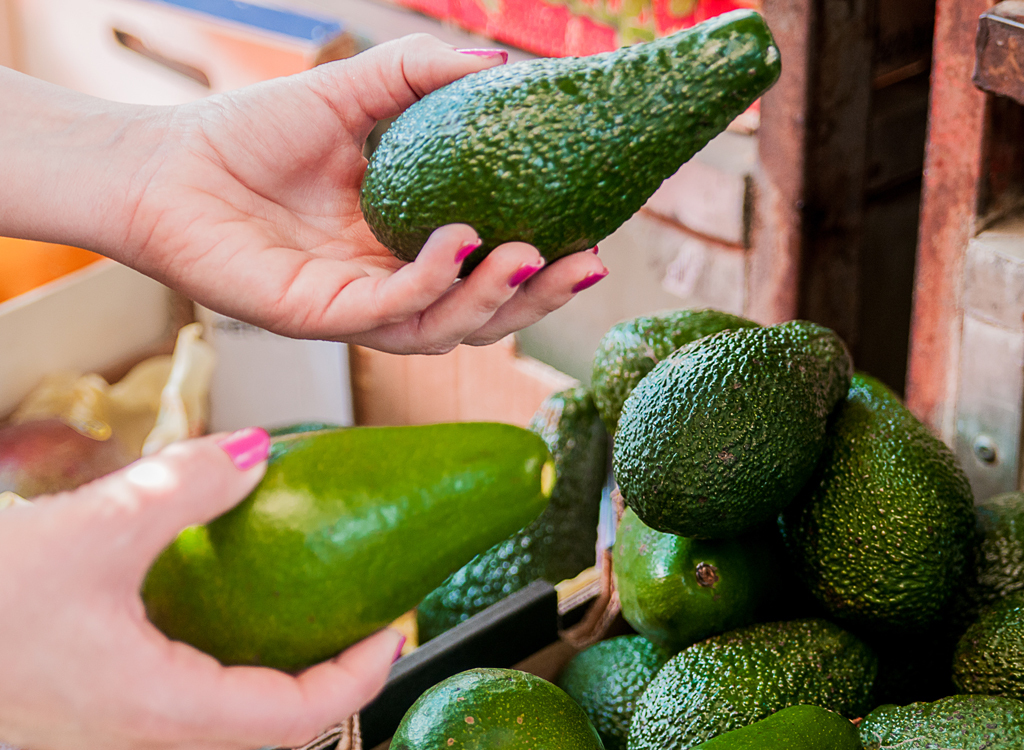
left=904, top=0, right=995, bottom=439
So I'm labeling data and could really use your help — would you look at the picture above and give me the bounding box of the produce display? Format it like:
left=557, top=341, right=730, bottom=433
left=360, top=10, right=781, bottom=274
left=141, top=423, right=554, bottom=672
left=416, top=387, right=608, bottom=642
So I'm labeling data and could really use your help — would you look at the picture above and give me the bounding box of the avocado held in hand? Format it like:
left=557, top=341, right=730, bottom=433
left=361, top=11, right=782, bottom=274
left=142, top=424, right=554, bottom=672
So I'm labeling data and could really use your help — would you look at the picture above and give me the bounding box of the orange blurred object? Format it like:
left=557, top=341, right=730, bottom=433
left=0, top=237, right=102, bottom=303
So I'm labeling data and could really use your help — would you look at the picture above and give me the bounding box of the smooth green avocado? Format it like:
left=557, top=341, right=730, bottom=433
left=627, top=618, right=877, bottom=750
left=391, top=668, right=605, bottom=750
left=953, top=590, right=1024, bottom=700
left=614, top=320, right=852, bottom=539
left=558, top=635, right=673, bottom=750
left=416, top=387, right=608, bottom=642
left=859, top=694, right=1024, bottom=750
left=361, top=11, right=781, bottom=274
left=591, top=309, right=759, bottom=435
left=779, top=373, right=975, bottom=633
left=142, top=424, right=554, bottom=672
left=689, top=705, right=861, bottom=750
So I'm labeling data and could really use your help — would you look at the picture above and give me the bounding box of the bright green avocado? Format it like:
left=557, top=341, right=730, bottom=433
left=613, top=320, right=852, bottom=539
left=779, top=373, right=975, bottom=633
left=859, top=694, right=1024, bottom=750
left=142, top=424, right=554, bottom=672
left=953, top=590, right=1024, bottom=700
left=613, top=508, right=777, bottom=651
left=416, top=387, right=608, bottom=642
left=590, top=309, right=759, bottom=435
left=558, top=635, right=673, bottom=750
left=360, top=11, right=781, bottom=274
left=627, top=619, right=877, bottom=750
left=689, top=705, right=861, bottom=750
left=391, top=668, right=604, bottom=750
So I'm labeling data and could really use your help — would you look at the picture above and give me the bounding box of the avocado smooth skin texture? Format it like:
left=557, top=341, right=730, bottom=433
left=361, top=11, right=781, bottom=275
left=613, top=507, right=777, bottom=651
left=953, top=590, right=1024, bottom=700
left=689, top=705, right=861, bottom=750
left=627, top=618, right=877, bottom=750
left=614, top=320, right=852, bottom=539
left=780, top=373, right=975, bottom=633
left=591, top=309, right=759, bottom=435
left=416, top=387, right=608, bottom=642
left=142, top=424, right=554, bottom=672
left=558, top=635, right=673, bottom=750
left=391, top=668, right=605, bottom=750
left=859, top=695, right=1024, bottom=750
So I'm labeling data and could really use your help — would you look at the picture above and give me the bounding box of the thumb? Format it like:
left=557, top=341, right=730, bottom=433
left=91, top=428, right=270, bottom=572
left=317, top=33, right=509, bottom=133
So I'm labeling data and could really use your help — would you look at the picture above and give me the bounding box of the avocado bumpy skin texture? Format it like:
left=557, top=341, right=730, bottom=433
left=627, top=618, right=877, bottom=750
left=391, top=668, right=604, bottom=750
left=779, top=373, right=975, bottom=633
left=417, top=387, right=608, bottom=642
left=613, top=320, right=852, bottom=539
left=689, top=705, right=861, bottom=750
left=558, top=635, right=673, bottom=750
left=591, top=309, right=759, bottom=435
left=859, top=694, right=1024, bottom=750
left=360, top=11, right=781, bottom=275
left=142, top=424, right=553, bottom=673
left=953, top=590, right=1024, bottom=700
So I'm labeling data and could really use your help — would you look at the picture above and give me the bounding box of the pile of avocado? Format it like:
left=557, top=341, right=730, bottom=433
left=397, top=307, right=1024, bottom=750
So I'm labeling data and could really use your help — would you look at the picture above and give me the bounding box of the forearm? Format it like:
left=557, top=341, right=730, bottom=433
left=0, top=66, right=166, bottom=258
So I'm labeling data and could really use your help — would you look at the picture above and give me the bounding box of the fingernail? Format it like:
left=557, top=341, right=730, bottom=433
left=393, top=635, right=407, bottom=663
left=456, top=239, right=482, bottom=263
left=457, top=48, right=509, bottom=64
left=572, top=270, right=609, bottom=293
left=509, top=262, right=544, bottom=287
left=217, top=427, right=270, bottom=471
left=591, top=245, right=600, bottom=254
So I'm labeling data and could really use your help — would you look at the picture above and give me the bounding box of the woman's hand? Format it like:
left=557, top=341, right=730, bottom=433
left=0, top=429, right=403, bottom=750
left=0, top=35, right=608, bottom=354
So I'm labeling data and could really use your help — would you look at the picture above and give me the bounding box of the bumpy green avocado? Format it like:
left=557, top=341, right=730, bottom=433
left=417, top=387, right=607, bottom=642
left=591, top=309, right=759, bottom=435
left=361, top=11, right=781, bottom=274
left=558, top=635, right=673, bottom=750
left=859, top=694, right=1024, bottom=750
left=689, top=705, right=861, bottom=750
left=613, top=320, right=852, bottom=539
left=779, top=373, right=975, bottom=633
left=391, top=668, right=604, bottom=750
left=143, top=424, right=553, bottom=672
left=627, top=619, right=877, bottom=750
left=953, top=590, right=1024, bottom=700
left=613, top=508, right=779, bottom=651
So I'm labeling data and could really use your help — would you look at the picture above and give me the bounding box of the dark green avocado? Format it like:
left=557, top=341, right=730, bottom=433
left=627, top=618, right=877, bottom=750
left=417, top=387, right=607, bottom=642
left=361, top=11, right=781, bottom=274
left=590, top=309, right=759, bottom=435
left=953, top=590, right=1024, bottom=700
left=859, top=694, right=1024, bottom=750
left=779, top=373, right=975, bottom=634
left=613, top=320, right=852, bottom=539
left=558, top=635, right=673, bottom=750
left=689, top=705, right=861, bottom=750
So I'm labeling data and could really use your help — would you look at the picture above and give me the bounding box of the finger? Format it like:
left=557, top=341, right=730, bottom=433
left=315, top=33, right=509, bottom=135
left=84, top=429, right=270, bottom=571
left=464, top=249, right=608, bottom=346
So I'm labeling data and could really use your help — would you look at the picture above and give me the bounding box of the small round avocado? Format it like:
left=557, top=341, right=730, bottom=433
left=613, top=508, right=776, bottom=651
left=558, top=635, right=672, bottom=750
left=953, top=590, right=1024, bottom=700
left=391, top=668, right=604, bottom=750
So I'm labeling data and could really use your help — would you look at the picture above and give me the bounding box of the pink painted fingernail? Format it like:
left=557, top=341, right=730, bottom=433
left=572, top=270, right=609, bottom=293
left=509, top=262, right=544, bottom=287
left=393, top=635, right=407, bottom=663
left=591, top=245, right=600, bottom=254
left=456, top=239, right=483, bottom=263
left=457, top=48, right=509, bottom=64
left=217, top=427, right=270, bottom=471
